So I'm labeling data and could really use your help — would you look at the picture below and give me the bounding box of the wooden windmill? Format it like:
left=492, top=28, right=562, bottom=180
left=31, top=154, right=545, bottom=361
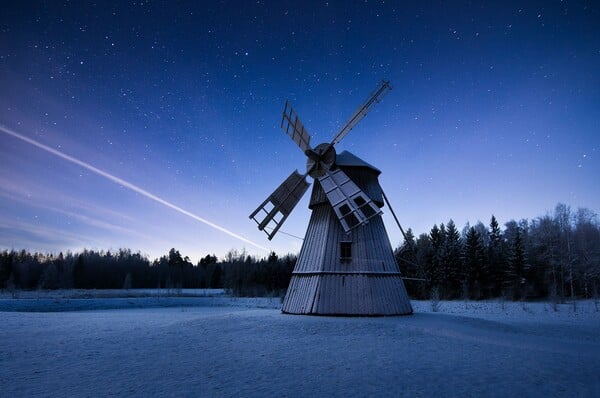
left=250, top=81, right=413, bottom=316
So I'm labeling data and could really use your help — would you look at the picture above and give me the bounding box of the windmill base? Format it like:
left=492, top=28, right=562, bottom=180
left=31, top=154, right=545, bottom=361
left=281, top=273, right=413, bottom=316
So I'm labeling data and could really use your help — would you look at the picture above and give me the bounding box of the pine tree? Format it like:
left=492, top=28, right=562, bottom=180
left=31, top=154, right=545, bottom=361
left=402, top=228, right=416, bottom=251
left=395, top=228, right=417, bottom=276
left=394, top=229, right=421, bottom=297
left=414, top=233, right=433, bottom=299
left=463, top=227, right=485, bottom=299
left=267, top=251, right=278, bottom=264
left=488, top=215, right=506, bottom=297
left=428, top=224, right=445, bottom=288
left=73, top=254, right=85, bottom=289
left=443, top=220, right=463, bottom=298
left=39, top=262, right=59, bottom=290
left=210, top=264, right=222, bottom=288
left=506, top=227, right=528, bottom=299
left=0, top=251, right=14, bottom=288
left=168, top=248, right=185, bottom=288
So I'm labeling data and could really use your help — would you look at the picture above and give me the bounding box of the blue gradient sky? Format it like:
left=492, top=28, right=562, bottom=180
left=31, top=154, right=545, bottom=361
left=1, top=1, right=598, bottom=261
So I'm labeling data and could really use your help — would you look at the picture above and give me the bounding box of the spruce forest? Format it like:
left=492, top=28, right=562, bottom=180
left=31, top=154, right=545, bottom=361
left=1, top=203, right=599, bottom=301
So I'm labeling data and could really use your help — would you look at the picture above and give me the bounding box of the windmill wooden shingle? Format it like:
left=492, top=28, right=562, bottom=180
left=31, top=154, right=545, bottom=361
left=250, top=80, right=413, bottom=316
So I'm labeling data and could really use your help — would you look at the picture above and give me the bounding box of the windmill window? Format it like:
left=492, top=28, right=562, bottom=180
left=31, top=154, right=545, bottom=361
left=339, top=203, right=352, bottom=216
left=353, top=196, right=366, bottom=206
left=344, top=213, right=359, bottom=228
left=337, top=203, right=358, bottom=228
left=353, top=196, right=377, bottom=218
left=340, top=241, right=352, bottom=261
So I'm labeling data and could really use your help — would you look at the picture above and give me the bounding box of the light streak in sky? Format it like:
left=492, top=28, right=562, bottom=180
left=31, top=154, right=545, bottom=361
left=0, top=125, right=269, bottom=252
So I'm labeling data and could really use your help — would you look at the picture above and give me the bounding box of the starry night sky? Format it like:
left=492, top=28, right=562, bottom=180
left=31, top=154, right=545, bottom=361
left=0, top=1, right=598, bottom=261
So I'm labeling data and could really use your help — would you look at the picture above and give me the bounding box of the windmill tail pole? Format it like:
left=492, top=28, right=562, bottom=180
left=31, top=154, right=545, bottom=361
left=382, top=190, right=427, bottom=285
left=381, top=190, right=416, bottom=254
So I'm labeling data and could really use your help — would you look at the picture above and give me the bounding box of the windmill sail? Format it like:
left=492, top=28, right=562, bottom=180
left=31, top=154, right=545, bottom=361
left=281, top=100, right=312, bottom=152
left=317, top=168, right=382, bottom=232
left=249, top=170, right=310, bottom=240
left=331, top=80, right=392, bottom=145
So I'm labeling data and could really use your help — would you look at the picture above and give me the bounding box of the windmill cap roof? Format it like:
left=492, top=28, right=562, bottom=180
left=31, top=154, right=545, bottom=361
left=335, top=150, right=381, bottom=174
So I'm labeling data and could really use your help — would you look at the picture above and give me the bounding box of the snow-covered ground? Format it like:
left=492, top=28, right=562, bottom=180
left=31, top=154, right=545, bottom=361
left=0, top=289, right=281, bottom=313
left=0, top=288, right=227, bottom=299
left=1, top=294, right=599, bottom=397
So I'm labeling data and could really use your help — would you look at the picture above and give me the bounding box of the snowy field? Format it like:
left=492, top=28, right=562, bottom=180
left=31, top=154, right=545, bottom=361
left=1, top=293, right=599, bottom=397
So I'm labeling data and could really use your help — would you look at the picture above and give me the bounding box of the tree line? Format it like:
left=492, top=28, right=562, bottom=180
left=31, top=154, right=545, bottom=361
left=1, top=203, right=598, bottom=301
left=0, top=247, right=295, bottom=297
left=396, top=204, right=600, bottom=301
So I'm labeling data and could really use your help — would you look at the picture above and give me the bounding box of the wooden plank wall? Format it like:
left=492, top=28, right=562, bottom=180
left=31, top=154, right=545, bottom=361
left=282, top=159, right=413, bottom=316
left=282, top=204, right=413, bottom=315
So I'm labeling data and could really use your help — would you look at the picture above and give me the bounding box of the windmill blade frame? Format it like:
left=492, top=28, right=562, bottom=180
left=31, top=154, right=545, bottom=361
left=317, top=168, right=382, bottom=232
left=281, top=100, right=312, bottom=153
left=330, top=80, right=392, bottom=146
left=249, top=170, right=311, bottom=240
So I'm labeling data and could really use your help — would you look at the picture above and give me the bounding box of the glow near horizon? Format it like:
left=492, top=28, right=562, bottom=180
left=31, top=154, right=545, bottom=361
left=0, top=125, right=269, bottom=253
